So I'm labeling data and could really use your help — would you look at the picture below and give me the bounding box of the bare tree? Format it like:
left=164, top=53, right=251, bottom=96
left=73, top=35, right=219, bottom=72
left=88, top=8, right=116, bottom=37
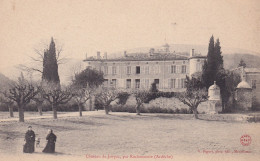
left=95, top=87, right=119, bottom=114
left=176, top=77, right=208, bottom=119
left=42, top=82, right=73, bottom=119
left=133, top=90, right=150, bottom=115
left=3, top=73, right=39, bottom=122
left=32, top=86, right=45, bottom=116
left=0, top=94, right=14, bottom=117
left=72, top=85, right=94, bottom=116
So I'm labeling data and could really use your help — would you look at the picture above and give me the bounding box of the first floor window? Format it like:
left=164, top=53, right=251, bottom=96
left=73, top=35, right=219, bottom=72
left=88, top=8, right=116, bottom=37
left=126, top=79, right=131, bottom=88
left=111, top=79, right=117, bottom=88
left=252, top=80, right=257, bottom=89
left=135, top=79, right=140, bottom=88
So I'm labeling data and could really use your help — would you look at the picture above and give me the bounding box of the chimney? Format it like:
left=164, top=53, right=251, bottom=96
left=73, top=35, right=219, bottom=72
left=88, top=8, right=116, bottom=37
left=124, top=51, right=127, bottom=57
left=85, top=53, right=88, bottom=59
left=149, top=48, right=155, bottom=56
left=190, top=49, right=195, bottom=57
left=97, top=51, right=101, bottom=59
left=104, top=52, right=107, bottom=59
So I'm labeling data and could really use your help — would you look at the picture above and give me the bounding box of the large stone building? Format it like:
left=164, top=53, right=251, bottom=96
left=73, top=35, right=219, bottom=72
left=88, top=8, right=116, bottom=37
left=84, top=44, right=206, bottom=92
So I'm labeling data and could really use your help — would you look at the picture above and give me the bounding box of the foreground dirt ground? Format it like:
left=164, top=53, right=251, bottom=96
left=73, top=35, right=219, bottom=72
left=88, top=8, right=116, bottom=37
left=0, top=111, right=259, bottom=161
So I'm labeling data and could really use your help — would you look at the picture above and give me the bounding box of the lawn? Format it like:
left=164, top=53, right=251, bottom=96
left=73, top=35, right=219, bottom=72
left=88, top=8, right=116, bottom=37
left=0, top=111, right=259, bottom=161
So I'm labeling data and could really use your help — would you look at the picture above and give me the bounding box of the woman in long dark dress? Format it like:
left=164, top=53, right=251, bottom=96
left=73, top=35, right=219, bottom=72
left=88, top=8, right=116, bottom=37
left=42, top=129, right=57, bottom=153
left=23, top=126, right=35, bottom=153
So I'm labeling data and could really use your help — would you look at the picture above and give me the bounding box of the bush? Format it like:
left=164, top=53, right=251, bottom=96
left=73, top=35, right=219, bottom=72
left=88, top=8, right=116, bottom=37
left=111, top=104, right=191, bottom=114
left=117, top=92, right=130, bottom=105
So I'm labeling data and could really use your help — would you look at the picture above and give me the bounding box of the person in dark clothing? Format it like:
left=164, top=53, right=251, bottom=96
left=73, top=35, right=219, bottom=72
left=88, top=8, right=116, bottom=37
left=23, top=126, right=35, bottom=153
left=42, top=129, right=57, bottom=153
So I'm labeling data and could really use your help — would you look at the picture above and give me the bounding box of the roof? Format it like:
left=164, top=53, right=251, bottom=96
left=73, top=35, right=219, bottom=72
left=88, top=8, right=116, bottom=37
left=237, top=81, right=251, bottom=89
left=244, top=68, right=260, bottom=73
left=84, top=52, right=189, bottom=62
left=209, top=81, right=220, bottom=90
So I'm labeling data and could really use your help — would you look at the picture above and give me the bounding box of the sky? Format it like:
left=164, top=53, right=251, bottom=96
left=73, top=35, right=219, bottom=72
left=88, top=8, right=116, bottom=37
left=0, top=0, right=259, bottom=81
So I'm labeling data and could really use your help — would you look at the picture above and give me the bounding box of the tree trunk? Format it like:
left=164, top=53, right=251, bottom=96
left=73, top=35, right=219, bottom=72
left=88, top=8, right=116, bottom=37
left=78, top=103, right=82, bottom=117
left=193, top=108, right=198, bottom=119
left=37, top=105, right=43, bottom=116
left=52, top=104, right=57, bottom=119
left=136, top=105, right=141, bottom=115
left=105, top=106, right=109, bottom=115
left=89, top=96, right=93, bottom=111
left=18, top=105, right=24, bottom=122
left=9, top=106, right=14, bottom=117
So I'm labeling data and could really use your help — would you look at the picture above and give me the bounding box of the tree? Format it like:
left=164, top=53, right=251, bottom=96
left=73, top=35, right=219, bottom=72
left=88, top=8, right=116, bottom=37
left=42, top=82, right=73, bottom=119
left=95, top=87, right=119, bottom=114
left=42, top=38, right=60, bottom=84
left=71, top=67, right=104, bottom=115
left=3, top=73, right=39, bottom=122
left=177, top=76, right=208, bottom=119
left=0, top=94, right=14, bottom=117
left=116, top=92, right=130, bottom=105
left=224, top=70, right=241, bottom=111
left=71, top=85, right=94, bottom=116
left=18, top=37, right=65, bottom=84
left=133, top=90, right=150, bottom=115
left=238, top=59, right=246, bottom=68
left=202, top=36, right=228, bottom=110
left=32, top=86, right=45, bottom=116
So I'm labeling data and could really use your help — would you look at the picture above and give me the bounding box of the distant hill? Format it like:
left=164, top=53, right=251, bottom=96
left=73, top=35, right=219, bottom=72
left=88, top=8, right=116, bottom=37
left=223, top=53, right=260, bottom=69
left=0, top=73, right=15, bottom=91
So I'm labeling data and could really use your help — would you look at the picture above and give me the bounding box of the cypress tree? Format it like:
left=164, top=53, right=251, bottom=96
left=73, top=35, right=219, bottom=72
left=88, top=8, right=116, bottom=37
left=42, top=37, right=60, bottom=85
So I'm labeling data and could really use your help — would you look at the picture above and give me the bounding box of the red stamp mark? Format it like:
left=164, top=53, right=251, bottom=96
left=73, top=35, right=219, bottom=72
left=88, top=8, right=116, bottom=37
left=240, top=134, right=251, bottom=146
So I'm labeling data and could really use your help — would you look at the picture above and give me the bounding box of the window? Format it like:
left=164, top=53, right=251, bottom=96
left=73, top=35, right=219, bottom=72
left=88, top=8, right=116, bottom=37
left=181, top=78, right=186, bottom=88
left=154, top=79, right=159, bottom=89
left=136, top=66, right=140, bottom=74
left=111, top=79, right=117, bottom=88
left=181, top=65, right=186, bottom=73
left=127, top=66, right=131, bottom=75
left=155, top=65, right=159, bottom=74
left=145, top=79, right=149, bottom=89
left=252, top=80, right=257, bottom=89
left=169, top=79, right=176, bottom=88
left=126, top=79, right=131, bottom=88
left=135, top=79, right=140, bottom=88
left=176, top=66, right=181, bottom=73
left=103, top=79, right=109, bottom=87
left=196, top=63, right=202, bottom=72
left=104, top=66, right=108, bottom=75
left=171, top=65, right=176, bottom=73
left=112, top=66, right=117, bottom=75
left=145, top=66, right=149, bottom=74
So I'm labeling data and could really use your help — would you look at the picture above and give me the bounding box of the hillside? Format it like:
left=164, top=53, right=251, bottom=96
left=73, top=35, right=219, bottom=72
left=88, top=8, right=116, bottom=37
left=223, top=53, right=260, bottom=69
left=0, top=73, right=15, bottom=91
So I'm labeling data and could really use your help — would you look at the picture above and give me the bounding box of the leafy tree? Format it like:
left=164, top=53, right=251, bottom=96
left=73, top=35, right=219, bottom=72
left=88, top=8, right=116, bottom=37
left=71, top=67, right=104, bottom=114
left=3, top=73, right=39, bottom=122
left=177, top=76, right=208, bottom=119
left=150, top=82, right=159, bottom=93
left=42, top=82, right=73, bottom=119
left=238, top=59, right=246, bottom=68
left=224, top=70, right=241, bottom=112
left=202, top=36, right=228, bottom=110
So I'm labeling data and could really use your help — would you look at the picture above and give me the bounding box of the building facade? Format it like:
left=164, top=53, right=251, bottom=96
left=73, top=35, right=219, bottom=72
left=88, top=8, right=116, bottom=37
left=84, top=45, right=206, bottom=92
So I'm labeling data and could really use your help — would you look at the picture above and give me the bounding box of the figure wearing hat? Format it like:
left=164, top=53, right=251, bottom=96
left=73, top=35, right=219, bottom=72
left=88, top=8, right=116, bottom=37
left=23, top=126, right=35, bottom=153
